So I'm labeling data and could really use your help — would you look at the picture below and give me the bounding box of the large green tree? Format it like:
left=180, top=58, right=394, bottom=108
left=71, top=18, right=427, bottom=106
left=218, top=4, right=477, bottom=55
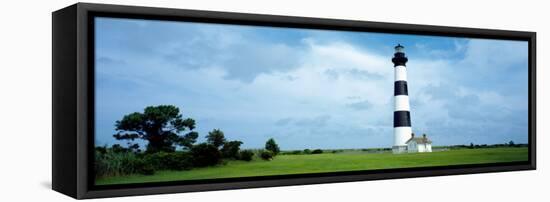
left=265, top=138, right=280, bottom=155
left=221, top=140, right=243, bottom=159
left=113, top=105, right=198, bottom=153
left=206, top=129, right=226, bottom=148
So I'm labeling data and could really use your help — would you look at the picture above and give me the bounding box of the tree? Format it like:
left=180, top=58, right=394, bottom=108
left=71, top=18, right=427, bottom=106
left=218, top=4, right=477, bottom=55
left=303, top=149, right=311, bottom=154
left=238, top=150, right=254, bottom=161
left=469, top=142, right=474, bottom=149
left=190, top=143, right=222, bottom=167
left=260, top=150, right=274, bottom=160
left=508, top=140, right=515, bottom=146
left=265, top=138, right=280, bottom=155
left=221, top=140, right=243, bottom=159
left=113, top=105, right=198, bottom=153
left=206, top=129, right=226, bottom=148
left=311, top=149, right=323, bottom=154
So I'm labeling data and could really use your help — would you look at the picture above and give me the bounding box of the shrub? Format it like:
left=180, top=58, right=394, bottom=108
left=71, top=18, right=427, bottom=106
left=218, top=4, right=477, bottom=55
left=221, top=140, right=243, bottom=159
left=238, top=150, right=254, bottom=161
left=133, top=158, right=155, bottom=175
left=143, top=152, right=193, bottom=171
left=260, top=150, right=274, bottom=160
left=139, top=163, right=155, bottom=175
left=311, top=149, right=323, bottom=154
left=291, top=150, right=302, bottom=155
left=265, top=138, right=280, bottom=155
left=281, top=150, right=301, bottom=155
left=303, top=149, right=311, bottom=154
left=95, top=149, right=146, bottom=178
left=191, top=143, right=222, bottom=167
left=330, top=150, right=343, bottom=154
left=95, top=146, right=107, bottom=155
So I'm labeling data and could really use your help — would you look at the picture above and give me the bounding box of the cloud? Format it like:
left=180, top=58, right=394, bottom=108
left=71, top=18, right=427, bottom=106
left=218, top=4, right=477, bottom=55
left=94, top=17, right=529, bottom=149
left=294, top=115, right=332, bottom=127
left=275, top=118, right=293, bottom=126
left=346, top=100, right=372, bottom=111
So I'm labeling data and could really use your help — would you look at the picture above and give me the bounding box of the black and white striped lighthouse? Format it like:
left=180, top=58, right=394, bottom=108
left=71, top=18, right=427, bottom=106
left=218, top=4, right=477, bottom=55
left=392, top=44, right=412, bottom=154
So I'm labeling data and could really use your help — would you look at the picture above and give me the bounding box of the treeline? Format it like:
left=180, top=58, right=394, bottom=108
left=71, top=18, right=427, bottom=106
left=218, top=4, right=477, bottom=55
left=95, top=128, right=255, bottom=178
left=442, top=141, right=528, bottom=149
left=280, top=147, right=395, bottom=155
left=95, top=105, right=282, bottom=179
left=280, top=148, right=348, bottom=155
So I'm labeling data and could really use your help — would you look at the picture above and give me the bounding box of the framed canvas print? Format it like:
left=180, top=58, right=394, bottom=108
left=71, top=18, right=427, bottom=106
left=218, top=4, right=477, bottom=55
left=52, top=3, right=536, bottom=199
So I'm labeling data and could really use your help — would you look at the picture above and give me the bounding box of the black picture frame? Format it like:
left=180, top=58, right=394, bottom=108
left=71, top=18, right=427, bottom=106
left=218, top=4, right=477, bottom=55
left=52, top=3, right=536, bottom=199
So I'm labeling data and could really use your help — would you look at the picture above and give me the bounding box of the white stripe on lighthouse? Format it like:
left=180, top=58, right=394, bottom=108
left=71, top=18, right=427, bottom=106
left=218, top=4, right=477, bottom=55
left=394, top=127, right=412, bottom=146
left=394, top=65, right=407, bottom=81
left=394, top=95, right=410, bottom=111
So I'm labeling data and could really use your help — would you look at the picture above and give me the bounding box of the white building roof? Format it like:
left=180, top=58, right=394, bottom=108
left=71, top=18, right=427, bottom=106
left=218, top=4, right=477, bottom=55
left=406, top=135, right=432, bottom=144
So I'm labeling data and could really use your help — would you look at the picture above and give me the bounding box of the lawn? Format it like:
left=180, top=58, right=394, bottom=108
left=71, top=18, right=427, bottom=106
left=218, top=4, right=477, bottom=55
left=96, top=147, right=528, bottom=185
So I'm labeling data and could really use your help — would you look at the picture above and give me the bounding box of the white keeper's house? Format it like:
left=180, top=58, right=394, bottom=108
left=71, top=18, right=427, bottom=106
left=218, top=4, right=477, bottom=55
left=406, top=133, right=433, bottom=153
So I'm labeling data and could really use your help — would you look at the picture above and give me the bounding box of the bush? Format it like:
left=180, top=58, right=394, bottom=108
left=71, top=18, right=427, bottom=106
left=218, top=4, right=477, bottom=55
left=265, top=138, right=280, bottom=156
left=311, top=149, right=323, bottom=154
left=221, top=140, right=243, bottom=159
left=134, top=158, right=155, bottom=175
left=95, top=149, right=147, bottom=178
left=191, top=143, right=222, bottom=167
left=281, top=150, right=302, bottom=155
left=303, top=149, right=311, bottom=154
left=143, top=152, right=193, bottom=171
left=260, top=150, right=274, bottom=160
left=331, top=150, right=343, bottom=154
left=238, top=150, right=254, bottom=161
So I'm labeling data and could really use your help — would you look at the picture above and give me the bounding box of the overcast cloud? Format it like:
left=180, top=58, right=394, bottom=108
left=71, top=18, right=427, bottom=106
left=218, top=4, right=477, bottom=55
left=95, top=17, right=528, bottom=150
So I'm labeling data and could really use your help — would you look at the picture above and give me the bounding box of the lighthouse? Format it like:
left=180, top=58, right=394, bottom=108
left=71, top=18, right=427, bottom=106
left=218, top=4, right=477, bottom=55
left=392, top=44, right=412, bottom=154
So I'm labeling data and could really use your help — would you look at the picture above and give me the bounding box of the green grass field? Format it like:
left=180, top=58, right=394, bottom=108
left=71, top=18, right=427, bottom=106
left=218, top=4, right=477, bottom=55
left=96, top=147, right=527, bottom=185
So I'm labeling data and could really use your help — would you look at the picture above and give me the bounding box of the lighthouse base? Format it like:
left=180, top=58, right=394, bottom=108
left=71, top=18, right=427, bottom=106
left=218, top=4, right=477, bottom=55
left=392, top=145, right=408, bottom=154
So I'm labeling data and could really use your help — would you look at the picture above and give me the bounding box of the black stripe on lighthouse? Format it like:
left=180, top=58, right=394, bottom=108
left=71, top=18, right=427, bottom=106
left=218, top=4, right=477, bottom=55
left=394, top=81, right=408, bottom=96
left=394, top=111, right=411, bottom=127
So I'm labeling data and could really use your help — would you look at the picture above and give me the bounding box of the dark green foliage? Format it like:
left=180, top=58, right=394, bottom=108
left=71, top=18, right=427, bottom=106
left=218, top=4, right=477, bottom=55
left=128, top=143, right=141, bottom=153
left=132, top=158, right=155, bottom=175
left=221, top=140, right=243, bottom=159
left=206, top=129, right=226, bottom=148
left=331, top=150, right=343, bottom=154
left=238, top=150, right=254, bottom=161
left=111, top=144, right=128, bottom=153
left=311, top=149, right=323, bottom=154
left=95, top=146, right=107, bottom=154
left=445, top=143, right=528, bottom=150
left=143, top=152, right=193, bottom=171
left=508, top=141, right=515, bottom=146
left=113, top=105, right=197, bottom=153
left=280, top=150, right=301, bottom=155
left=95, top=148, right=153, bottom=178
left=179, top=131, right=199, bottom=150
left=265, top=138, right=280, bottom=155
left=138, top=163, right=155, bottom=175
left=98, top=105, right=266, bottom=179
left=291, top=150, right=302, bottom=155
left=260, top=150, right=274, bottom=160
left=190, top=143, right=222, bottom=167
left=303, top=149, right=311, bottom=154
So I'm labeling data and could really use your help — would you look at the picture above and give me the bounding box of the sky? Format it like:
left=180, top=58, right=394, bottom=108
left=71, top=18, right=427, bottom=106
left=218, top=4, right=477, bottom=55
left=94, top=17, right=529, bottom=150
